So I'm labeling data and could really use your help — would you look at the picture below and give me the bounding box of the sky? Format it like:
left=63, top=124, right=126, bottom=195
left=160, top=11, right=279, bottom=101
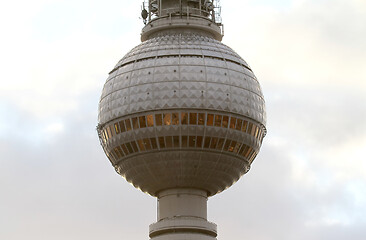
left=0, top=0, right=365, bottom=239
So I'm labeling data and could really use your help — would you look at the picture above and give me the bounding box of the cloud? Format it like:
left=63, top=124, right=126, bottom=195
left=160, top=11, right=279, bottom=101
left=1, top=0, right=365, bottom=239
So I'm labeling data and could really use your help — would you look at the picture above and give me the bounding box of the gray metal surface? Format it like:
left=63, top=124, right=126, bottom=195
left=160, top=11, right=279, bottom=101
left=97, top=32, right=266, bottom=196
left=99, top=33, right=266, bottom=126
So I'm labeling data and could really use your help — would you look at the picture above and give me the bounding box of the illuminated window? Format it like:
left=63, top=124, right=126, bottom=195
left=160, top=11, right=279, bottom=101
left=138, top=139, right=145, bottom=151
left=229, top=117, right=236, bottom=129
left=196, top=136, right=203, bottom=148
left=245, top=147, right=252, bottom=158
left=139, top=116, right=147, bottom=128
left=242, top=121, right=248, bottom=132
left=114, top=147, right=122, bottom=158
left=210, top=137, right=218, bottom=149
left=216, top=138, right=225, bottom=150
left=233, top=142, right=241, bottom=153
left=156, top=114, right=163, bottom=126
left=239, top=144, right=247, bottom=155
left=181, top=135, right=188, bottom=147
left=125, top=119, right=132, bottom=131
left=132, top=117, right=139, bottom=129
left=236, top=119, right=243, bottom=131
left=125, top=142, right=134, bottom=153
left=144, top=138, right=152, bottom=150
left=114, top=123, right=120, bottom=134
left=181, top=113, right=188, bottom=125
left=189, top=113, right=197, bottom=125
left=189, top=136, right=196, bottom=147
left=214, top=115, right=222, bottom=127
left=102, top=130, right=107, bottom=142
left=207, top=114, right=214, bottom=126
left=165, top=136, right=173, bottom=148
left=222, top=116, right=229, bottom=128
left=163, top=113, right=171, bottom=125
left=117, top=146, right=125, bottom=157
left=251, top=125, right=257, bottom=136
left=131, top=141, right=138, bottom=152
left=121, top=144, right=129, bottom=155
left=110, top=150, right=118, bottom=161
left=119, top=120, right=126, bottom=132
left=150, top=138, right=158, bottom=149
left=198, top=113, right=205, bottom=125
left=158, top=137, right=165, bottom=148
left=255, top=127, right=260, bottom=138
left=172, top=113, right=179, bottom=125
left=103, top=129, right=108, bottom=140
left=250, top=152, right=257, bottom=162
left=173, top=136, right=180, bottom=147
left=147, top=115, right=154, bottom=127
left=224, top=140, right=231, bottom=151
left=228, top=141, right=237, bottom=152
left=204, top=137, right=211, bottom=148
left=107, top=127, right=112, bottom=139
left=248, top=122, right=253, bottom=134
left=110, top=126, right=114, bottom=137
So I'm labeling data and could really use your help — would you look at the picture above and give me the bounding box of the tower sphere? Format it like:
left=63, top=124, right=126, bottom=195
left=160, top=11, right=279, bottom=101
left=98, top=1, right=266, bottom=198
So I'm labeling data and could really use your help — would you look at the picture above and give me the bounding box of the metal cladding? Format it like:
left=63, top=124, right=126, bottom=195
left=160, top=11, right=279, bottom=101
left=97, top=0, right=266, bottom=197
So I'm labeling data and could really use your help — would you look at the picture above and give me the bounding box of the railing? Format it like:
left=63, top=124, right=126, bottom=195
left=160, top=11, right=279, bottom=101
left=141, top=0, right=222, bottom=25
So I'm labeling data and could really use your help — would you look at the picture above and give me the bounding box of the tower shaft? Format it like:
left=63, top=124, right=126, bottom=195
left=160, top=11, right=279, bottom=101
left=150, top=188, right=217, bottom=240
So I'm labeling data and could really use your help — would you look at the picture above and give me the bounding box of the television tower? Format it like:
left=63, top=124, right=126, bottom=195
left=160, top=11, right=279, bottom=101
left=97, top=1, right=266, bottom=239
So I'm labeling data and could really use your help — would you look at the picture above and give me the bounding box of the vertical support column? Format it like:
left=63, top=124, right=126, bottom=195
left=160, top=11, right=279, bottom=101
left=149, top=188, right=217, bottom=240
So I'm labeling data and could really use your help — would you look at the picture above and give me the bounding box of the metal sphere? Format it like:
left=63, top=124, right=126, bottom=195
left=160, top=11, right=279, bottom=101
left=97, top=32, right=266, bottom=196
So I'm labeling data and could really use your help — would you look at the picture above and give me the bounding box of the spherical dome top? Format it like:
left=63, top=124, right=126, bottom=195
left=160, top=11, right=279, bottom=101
left=98, top=32, right=266, bottom=196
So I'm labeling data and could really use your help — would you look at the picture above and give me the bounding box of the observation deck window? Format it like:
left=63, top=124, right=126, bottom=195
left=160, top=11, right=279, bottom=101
left=214, top=115, right=222, bottom=127
left=189, top=136, right=196, bottom=147
left=121, top=144, right=129, bottom=155
left=207, top=114, right=214, bottom=126
left=224, top=139, right=231, bottom=151
left=144, top=138, right=152, bottom=150
left=138, top=139, right=145, bottom=151
left=217, top=138, right=225, bottom=150
left=114, top=123, right=120, bottom=134
left=172, top=113, right=179, bottom=125
left=181, top=113, right=188, bottom=125
left=139, top=116, right=147, bottom=128
left=198, top=113, right=205, bottom=125
left=125, top=142, right=134, bottom=153
left=173, top=136, right=180, bottom=147
left=147, top=114, right=154, bottom=127
left=182, top=135, right=188, bottom=147
left=150, top=138, right=158, bottom=149
left=222, top=116, right=229, bottom=128
left=204, top=136, right=211, bottom=148
left=158, top=136, right=165, bottom=148
left=165, top=136, right=173, bottom=148
left=119, top=120, right=126, bottom=132
left=242, top=121, right=248, bottom=132
left=156, top=114, right=163, bottom=126
left=210, top=137, right=218, bottom=149
left=229, top=117, right=236, bottom=129
left=132, top=117, right=139, bottom=129
left=163, top=113, right=172, bottom=125
left=196, top=136, right=203, bottom=147
left=236, top=119, right=243, bottom=131
left=189, top=113, right=197, bottom=125
left=125, top=119, right=132, bottom=131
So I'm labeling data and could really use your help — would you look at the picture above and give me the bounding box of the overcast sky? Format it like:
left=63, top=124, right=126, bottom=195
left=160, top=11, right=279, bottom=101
left=0, top=0, right=365, bottom=239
